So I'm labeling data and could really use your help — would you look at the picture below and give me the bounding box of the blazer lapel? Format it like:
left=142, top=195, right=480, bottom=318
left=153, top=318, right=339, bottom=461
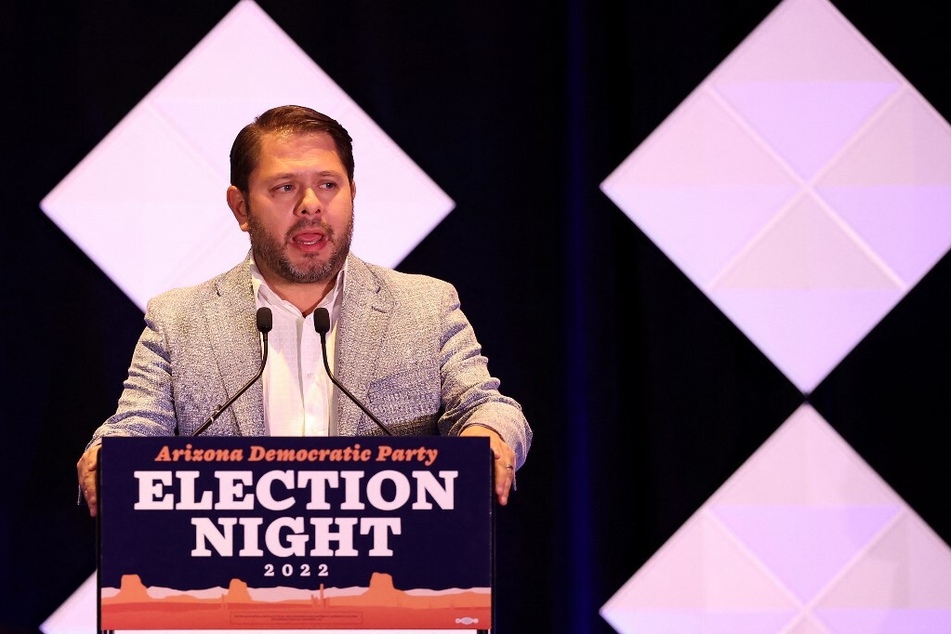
left=203, top=258, right=266, bottom=437
left=334, top=255, right=392, bottom=435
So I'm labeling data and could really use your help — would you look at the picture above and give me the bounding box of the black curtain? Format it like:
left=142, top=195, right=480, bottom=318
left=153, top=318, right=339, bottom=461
left=2, top=1, right=950, bottom=632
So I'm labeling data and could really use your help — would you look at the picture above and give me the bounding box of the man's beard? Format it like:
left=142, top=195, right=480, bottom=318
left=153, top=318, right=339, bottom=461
left=246, top=204, right=353, bottom=285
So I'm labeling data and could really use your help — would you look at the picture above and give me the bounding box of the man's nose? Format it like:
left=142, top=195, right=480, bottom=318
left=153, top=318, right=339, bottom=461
left=296, top=188, right=321, bottom=215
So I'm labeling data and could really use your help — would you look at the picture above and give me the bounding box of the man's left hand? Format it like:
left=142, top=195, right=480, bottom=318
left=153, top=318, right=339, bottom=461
left=460, top=426, right=517, bottom=506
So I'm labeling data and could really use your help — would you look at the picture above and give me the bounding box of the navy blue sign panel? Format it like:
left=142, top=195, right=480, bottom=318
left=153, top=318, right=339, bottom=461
left=97, top=436, right=494, bottom=631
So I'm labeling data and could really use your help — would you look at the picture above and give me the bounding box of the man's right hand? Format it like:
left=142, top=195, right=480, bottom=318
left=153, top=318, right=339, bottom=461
left=76, top=444, right=101, bottom=517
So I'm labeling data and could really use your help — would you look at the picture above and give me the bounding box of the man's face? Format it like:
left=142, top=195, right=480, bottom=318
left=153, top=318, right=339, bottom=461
left=228, top=131, right=354, bottom=286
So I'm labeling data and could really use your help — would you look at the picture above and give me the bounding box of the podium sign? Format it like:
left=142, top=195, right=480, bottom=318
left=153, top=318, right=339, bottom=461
left=98, top=436, right=494, bottom=631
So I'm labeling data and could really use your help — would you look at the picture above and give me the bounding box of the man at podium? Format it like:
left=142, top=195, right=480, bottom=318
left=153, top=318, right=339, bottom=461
left=77, top=105, right=532, bottom=516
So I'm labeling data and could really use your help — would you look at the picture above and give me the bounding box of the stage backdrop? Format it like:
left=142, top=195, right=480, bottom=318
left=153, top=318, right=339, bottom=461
left=3, top=0, right=951, bottom=632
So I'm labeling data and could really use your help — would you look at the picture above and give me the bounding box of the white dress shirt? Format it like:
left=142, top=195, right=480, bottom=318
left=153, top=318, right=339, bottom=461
left=250, top=258, right=345, bottom=436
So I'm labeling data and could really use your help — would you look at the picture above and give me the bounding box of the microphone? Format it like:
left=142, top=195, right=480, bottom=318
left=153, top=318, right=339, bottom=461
left=193, top=307, right=273, bottom=437
left=313, top=307, right=392, bottom=436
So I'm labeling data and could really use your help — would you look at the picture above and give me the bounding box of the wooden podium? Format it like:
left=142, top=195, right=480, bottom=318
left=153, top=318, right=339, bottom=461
left=97, top=435, right=495, bottom=633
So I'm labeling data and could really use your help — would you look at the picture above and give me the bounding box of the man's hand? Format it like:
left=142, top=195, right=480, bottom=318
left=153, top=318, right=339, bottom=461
left=460, top=426, right=518, bottom=506
left=76, top=444, right=101, bottom=517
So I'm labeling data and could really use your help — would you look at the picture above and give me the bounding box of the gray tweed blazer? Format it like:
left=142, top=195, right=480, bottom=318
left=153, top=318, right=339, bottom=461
left=90, top=253, right=532, bottom=468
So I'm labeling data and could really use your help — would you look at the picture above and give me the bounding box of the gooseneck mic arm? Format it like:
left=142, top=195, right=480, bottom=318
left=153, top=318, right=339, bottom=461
left=193, top=307, right=273, bottom=437
left=314, top=307, right=393, bottom=436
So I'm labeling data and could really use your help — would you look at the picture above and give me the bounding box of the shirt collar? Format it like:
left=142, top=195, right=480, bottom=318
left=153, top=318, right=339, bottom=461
left=249, top=254, right=347, bottom=324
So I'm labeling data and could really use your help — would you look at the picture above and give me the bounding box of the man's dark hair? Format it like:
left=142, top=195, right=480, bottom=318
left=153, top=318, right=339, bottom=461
left=230, top=105, right=355, bottom=193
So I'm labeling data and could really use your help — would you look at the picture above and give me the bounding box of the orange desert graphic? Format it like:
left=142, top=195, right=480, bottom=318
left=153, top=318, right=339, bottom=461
left=101, top=572, right=490, bottom=630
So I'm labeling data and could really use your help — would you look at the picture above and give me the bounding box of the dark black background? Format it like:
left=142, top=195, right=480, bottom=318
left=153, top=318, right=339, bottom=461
left=2, top=1, right=949, bottom=632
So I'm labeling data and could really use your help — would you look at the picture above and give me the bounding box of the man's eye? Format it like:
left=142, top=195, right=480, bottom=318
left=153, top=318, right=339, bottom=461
left=321, top=182, right=336, bottom=190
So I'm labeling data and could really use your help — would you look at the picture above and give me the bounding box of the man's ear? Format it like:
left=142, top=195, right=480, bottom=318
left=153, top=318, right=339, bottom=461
left=350, top=180, right=356, bottom=201
left=226, top=186, right=250, bottom=232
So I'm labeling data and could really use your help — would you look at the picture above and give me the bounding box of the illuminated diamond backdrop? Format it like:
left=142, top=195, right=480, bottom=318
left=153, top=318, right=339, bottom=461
left=39, top=0, right=453, bottom=313
left=29, top=0, right=951, bottom=632
left=601, top=405, right=951, bottom=632
left=600, top=0, right=951, bottom=630
left=601, top=0, right=951, bottom=394
left=39, top=2, right=453, bottom=632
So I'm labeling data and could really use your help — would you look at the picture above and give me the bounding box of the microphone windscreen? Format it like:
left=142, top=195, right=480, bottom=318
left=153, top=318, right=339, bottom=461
left=256, top=307, right=273, bottom=333
left=314, top=307, right=331, bottom=335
